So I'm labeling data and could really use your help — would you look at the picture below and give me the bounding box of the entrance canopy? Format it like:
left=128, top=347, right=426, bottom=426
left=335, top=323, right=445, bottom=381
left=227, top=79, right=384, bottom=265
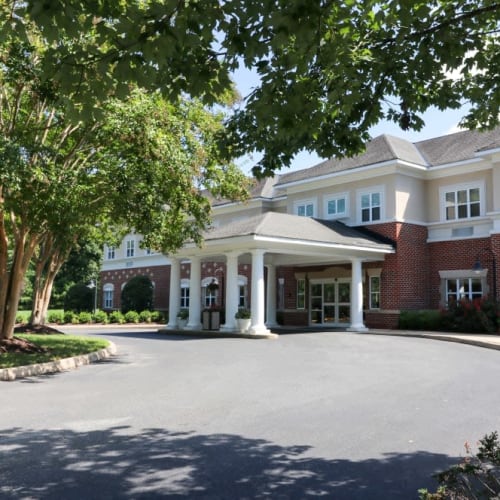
left=177, top=212, right=394, bottom=264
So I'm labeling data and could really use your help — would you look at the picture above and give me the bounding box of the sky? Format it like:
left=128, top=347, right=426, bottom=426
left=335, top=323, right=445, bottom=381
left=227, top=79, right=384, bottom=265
left=233, top=65, right=469, bottom=175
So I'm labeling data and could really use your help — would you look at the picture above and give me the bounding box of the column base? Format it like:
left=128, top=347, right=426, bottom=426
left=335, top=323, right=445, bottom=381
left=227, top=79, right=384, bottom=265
left=184, top=323, right=203, bottom=331
left=249, top=324, right=271, bottom=335
left=347, top=324, right=369, bottom=332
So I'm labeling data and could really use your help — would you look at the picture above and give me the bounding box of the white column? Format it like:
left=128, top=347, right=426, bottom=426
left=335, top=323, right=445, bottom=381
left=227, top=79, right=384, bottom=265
left=348, top=257, right=368, bottom=332
left=221, top=252, right=239, bottom=332
left=186, top=256, right=202, bottom=330
left=265, top=263, right=278, bottom=328
left=165, top=257, right=180, bottom=329
left=249, top=249, right=270, bottom=335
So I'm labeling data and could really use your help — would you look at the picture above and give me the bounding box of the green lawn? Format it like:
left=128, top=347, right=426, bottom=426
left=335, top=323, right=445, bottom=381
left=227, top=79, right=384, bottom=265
left=0, top=334, right=110, bottom=369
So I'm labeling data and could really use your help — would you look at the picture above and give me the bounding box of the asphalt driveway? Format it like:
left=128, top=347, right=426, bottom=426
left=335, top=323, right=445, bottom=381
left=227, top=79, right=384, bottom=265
left=1, top=327, right=500, bottom=499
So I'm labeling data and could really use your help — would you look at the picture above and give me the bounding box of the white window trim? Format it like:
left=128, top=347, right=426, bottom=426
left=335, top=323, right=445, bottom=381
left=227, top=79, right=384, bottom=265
left=293, top=197, right=317, bottom=218
left=324, top=192, right=349, bottom=220
left=366, top=268, right=382, bottom=310
left=125, top=238, right=136, bottom=258
left=439, top=181, right=485, bottom=222
left=357, top=186, right=385, bottom=224
left=105, top=245, right=115, bottom=260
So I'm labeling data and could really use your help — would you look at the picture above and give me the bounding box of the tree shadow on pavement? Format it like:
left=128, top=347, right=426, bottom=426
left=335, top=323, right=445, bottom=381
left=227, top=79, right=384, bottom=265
left=0, top=426, right=456, bottom=499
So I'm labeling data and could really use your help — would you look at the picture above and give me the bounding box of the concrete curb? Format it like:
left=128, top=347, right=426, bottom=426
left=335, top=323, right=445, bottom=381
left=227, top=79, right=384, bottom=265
left=0, top=341, right=117, bottom=382
left=366, top=329, right=500, bottom=351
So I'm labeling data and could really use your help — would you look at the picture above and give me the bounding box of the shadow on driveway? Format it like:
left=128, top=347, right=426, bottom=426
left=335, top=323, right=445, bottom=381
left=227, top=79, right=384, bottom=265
left=0, top=426, right=454, bottom=499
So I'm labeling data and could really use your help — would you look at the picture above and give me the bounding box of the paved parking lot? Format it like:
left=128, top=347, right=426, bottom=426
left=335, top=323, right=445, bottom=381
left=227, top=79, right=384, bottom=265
left=2, top=327, right=500, bottom=499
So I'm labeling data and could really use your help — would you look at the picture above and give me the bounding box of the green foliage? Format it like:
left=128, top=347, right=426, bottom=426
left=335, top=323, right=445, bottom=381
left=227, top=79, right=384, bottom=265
left=120, top=276, right=154, bottom=314
left=109, top=311, right=125, bottom=324
left=64, top=283, right=94, bottom=313
left=124, top=310, right=140, bottom=324
left=5, top=1, right=499, bottom=175
left=92, top=310, right=108, bottom=324
left=77, top=311, right=93, bottom=324
left=15, top=313, right=28, bottom=324
left=400, top=298, right=500, bottom=333
left=177, top=309, right=189, bottom=320
left=419, top=432, right=500, bottom=499
left=441, top=297, right=499, bottom=333
left=235, top=308, right=251, bottom=319
left=63, top=311, right=79, bottom=324
left=151, top=311, right=165, bottom=323
left=398, top=310, right=443, bottom=331
left=47, top=311, right=64, bottom=324
left=138, top=310, right=152, bottom=323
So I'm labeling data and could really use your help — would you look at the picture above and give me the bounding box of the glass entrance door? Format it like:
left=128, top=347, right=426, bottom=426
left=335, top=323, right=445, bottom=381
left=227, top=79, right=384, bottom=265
left=310, top=280, right=351, bottom=325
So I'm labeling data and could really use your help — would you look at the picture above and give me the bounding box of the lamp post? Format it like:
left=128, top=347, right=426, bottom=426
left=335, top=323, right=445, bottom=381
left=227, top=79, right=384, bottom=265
left=88, top=278, right=98, bottom=314
left=473, top=249, right=497, bottom=301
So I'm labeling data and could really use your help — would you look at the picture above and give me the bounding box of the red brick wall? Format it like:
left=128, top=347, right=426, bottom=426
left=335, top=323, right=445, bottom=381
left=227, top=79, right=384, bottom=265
left=100, top=264, right=170, bottom=311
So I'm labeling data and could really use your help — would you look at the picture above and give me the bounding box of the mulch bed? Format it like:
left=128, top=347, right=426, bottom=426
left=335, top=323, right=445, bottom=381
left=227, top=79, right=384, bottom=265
left=0, top=324, right=62, bottom=354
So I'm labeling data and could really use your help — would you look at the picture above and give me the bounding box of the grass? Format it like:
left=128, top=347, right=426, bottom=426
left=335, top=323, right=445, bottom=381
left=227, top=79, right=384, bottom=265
left=0, top=334, right=110, bottom=369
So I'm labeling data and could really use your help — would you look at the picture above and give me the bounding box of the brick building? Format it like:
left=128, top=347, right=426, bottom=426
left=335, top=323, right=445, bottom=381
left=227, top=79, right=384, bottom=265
left=100, top=128, right=500, bottom=332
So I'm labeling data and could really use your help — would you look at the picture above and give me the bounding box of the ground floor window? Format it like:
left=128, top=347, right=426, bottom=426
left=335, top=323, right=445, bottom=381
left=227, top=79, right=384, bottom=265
left=180, top=286, right=190, bottom=309
left=103, top=284, right=114, bottom=309
left=446, top=277, right=483, bottom=304
left=369, top=276, right=380, bottom=309
left=297, top=279, right=306, bottom=309
left=238, top=285, right=247, bottom=308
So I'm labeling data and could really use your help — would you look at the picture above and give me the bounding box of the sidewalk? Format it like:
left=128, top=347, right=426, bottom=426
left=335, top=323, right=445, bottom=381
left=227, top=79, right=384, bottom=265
left=367, top=329, right=500, bottom=351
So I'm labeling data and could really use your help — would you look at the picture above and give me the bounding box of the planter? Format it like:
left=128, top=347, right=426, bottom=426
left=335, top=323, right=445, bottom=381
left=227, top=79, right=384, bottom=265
left=237, top=318, right=251, bottom=333
left=177, top=318, right=188, bottom=330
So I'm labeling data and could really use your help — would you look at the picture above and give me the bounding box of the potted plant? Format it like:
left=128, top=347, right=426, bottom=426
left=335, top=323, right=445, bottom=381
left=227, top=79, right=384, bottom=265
left=177, top=309, right=189, bottom=329
left=235, top=308, right=251, bottom=333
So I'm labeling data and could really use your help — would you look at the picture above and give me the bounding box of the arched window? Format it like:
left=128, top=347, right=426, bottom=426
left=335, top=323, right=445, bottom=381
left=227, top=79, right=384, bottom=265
left=103, top=283, right=114, bottom=309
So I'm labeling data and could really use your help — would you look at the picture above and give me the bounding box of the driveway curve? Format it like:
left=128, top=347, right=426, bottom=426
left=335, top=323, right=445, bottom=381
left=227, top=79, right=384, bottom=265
left=1, top=327, right=499, bottom=499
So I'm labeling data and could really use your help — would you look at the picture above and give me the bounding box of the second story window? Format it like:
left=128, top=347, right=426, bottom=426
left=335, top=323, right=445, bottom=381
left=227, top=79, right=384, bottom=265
left=106, top=246, right=115, bottom=260
left=360, top=192, right=381, bottom=222
left=325, top=193, right=348, bottom=219
left=445, top=187, right=480, bottom=220
left=294, top=199, right=316, bottom=218
left=126, top=239, right=135, bottom=258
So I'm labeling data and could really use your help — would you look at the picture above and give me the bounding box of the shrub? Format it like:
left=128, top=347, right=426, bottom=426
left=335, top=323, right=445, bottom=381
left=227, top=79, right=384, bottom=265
left=121, top=275, right=153, bottom=313
left=64, top=283, right=94, bottom=313
left=419, top=431, right=500, bottom=499
left=64, top=311, right=79, bottom=324
left=399, top=310, right=442, bottom=331
left=78, top=311, right=93, bottom=324
left=235, top=308, right=251, bottom=319
left=177, top=309, right=189, bottom=320
left=93, top=309, right=108, bottom=324
left=109, top=311, right=125, bottom=324
left=441, top=297, right=499, bottom=333
left=151, top=311, right=164, bottom=323
left=124, top=310, right=140, bottom=323
left=139, top=310, right=152, bottom=323
left=47, top=311, right=64, bottom=324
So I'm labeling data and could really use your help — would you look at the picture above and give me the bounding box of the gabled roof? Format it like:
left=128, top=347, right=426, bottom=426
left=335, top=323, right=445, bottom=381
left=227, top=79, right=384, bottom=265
left=204, top=212, right=394, bottom=252
left=276, top=127, right=500, bottom=186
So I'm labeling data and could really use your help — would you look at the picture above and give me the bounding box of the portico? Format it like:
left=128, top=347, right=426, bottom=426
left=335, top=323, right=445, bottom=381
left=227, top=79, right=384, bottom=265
left=165, top=212, right=394, bottom=334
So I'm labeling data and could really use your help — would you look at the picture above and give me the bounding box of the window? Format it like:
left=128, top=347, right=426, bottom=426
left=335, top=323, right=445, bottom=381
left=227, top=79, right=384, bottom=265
left=103, top=284, right=114, bottom=309
left=180, top=281, right=190, bottom=309
left=446, top=277, right=482, bottom=304
left=444, top=187, right=481, bottom=220
left=361, top=192, right=381, bottom=222
left=297, top=279, right=306, bottom=309
left=106, top=246, right=115, bottom=260
left=369, top=276, right=380, bottom=309
left=238, top=285, right=246, bottom=308
left=126, top=239, right=135, bottom=257
left=204, top=287, right=217, bottom=308
left=325, top=194, right=348, bottom=219
left=294, top=199, right=316, bottom=217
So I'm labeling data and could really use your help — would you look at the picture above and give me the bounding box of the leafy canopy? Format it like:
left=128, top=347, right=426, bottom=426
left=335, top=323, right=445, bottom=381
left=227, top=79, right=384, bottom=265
left=4, top=1, right=500, bottom=176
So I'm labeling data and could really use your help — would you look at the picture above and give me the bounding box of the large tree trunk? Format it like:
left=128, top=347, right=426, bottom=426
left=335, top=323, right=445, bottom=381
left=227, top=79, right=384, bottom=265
left=0, top=229, right=39, bottom=340
left=30, top=242, right=69, bottom=326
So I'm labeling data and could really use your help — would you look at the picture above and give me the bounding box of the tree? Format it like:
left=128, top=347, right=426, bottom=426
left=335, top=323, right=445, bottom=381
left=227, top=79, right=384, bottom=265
left=4, top=1, right=500, bottom=176
left=121, top=276, right=154, bottom=314
left=0, top=28, right=249, bottom=341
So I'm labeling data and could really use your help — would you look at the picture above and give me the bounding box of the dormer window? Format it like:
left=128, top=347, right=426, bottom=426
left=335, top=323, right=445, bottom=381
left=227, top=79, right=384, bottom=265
left=325, top=193, right=348, bottom=219
left=294, top=198, right=316, bottom=217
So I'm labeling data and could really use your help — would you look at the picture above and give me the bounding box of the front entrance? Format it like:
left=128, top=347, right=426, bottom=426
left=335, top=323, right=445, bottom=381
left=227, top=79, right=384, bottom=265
left=310, top=280, right=351, bottom=326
